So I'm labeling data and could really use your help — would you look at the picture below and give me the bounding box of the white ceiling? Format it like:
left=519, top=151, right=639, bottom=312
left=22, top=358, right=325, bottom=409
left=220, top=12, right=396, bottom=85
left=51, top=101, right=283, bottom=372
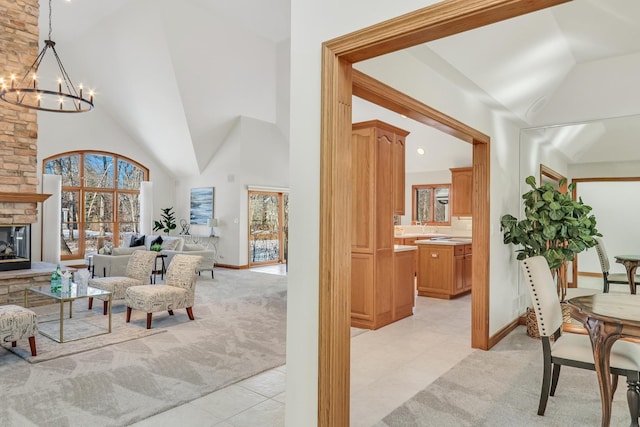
left=37, top=0, right=640, bottom=176
left=353, top=0, right=640, bottom=172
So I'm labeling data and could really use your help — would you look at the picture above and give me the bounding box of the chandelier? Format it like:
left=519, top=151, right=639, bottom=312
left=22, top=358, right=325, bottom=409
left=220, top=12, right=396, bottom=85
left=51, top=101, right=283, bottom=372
left=0, top=0, right=94, bottom=113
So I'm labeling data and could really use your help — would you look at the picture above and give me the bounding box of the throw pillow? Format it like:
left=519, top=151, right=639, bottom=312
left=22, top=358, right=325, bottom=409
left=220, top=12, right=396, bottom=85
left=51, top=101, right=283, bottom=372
left=112, top=246, right=144, bottom=256
left=130, top=234, right=145, bottom=247
left=183, top=243, right=205, bottom=251
left=162, top=238, right=181, bottom=251
left=150, top=236, right=163, bottom=247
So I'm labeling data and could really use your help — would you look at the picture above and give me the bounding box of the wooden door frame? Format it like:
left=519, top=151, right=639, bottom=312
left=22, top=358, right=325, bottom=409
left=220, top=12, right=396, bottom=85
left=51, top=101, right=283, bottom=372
left=317, top=0, right=570, bottom=425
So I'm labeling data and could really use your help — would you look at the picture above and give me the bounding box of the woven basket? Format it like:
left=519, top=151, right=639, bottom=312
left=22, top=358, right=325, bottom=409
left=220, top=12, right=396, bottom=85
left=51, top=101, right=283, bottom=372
left=526, top=304, right=574, bottom=339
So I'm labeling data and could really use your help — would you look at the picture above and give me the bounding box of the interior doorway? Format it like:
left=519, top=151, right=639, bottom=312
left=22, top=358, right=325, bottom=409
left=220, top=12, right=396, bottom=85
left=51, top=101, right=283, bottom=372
left=248, top=191, right=289, bottom=267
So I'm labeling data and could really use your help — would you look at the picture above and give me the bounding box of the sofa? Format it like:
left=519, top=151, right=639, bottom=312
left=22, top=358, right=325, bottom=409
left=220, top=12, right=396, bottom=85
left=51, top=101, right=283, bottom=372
left=91, top=234, right=215, bottom=279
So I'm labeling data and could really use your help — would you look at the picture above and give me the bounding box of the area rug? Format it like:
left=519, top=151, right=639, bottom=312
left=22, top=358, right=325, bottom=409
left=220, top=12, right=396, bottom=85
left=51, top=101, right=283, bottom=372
left=5, top=303, right=166, bottom=364
left=0, top=269, right=287, bottom=426
left=379, top=326, right=631, bottom=427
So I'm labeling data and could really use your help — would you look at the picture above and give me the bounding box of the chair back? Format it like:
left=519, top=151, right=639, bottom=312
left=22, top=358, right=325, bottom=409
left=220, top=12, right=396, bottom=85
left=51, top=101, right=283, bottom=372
left=520, top=256, right=563, bottom=338
left=125, top=250, right=158, bottom=283
left=165, top=254, right=202, bottom=294
left=594, top=237, right=611, bottom=274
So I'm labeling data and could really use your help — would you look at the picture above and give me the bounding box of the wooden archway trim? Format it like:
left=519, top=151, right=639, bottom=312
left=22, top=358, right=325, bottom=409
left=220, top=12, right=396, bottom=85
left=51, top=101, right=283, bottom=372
left=318, top=0, right=571, bottom=425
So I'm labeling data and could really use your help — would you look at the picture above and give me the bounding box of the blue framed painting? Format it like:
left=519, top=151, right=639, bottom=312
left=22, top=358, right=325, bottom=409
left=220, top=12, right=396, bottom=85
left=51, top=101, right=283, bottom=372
left=190, top=187, right=214, bottom=225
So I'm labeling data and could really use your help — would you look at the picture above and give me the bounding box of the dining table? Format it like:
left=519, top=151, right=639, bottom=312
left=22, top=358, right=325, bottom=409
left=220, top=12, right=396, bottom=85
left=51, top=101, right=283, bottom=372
left=567, top=293, right=640, bottom=427
left=614, top=254, right=640, bottom=294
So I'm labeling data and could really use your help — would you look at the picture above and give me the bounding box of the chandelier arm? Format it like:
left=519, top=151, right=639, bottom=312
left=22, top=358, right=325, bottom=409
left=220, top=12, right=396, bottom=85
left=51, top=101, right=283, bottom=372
left=50, top=45, right=80, bottom=98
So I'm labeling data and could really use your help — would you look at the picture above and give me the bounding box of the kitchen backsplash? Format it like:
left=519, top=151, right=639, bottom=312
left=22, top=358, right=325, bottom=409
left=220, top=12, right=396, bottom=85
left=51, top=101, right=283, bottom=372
left=395, top=217, right=472, bottom=236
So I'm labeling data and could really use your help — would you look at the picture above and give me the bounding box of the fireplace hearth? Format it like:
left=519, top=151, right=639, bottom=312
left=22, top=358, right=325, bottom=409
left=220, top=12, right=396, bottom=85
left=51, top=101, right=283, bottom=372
left=0, top=225, right=31, bottom=271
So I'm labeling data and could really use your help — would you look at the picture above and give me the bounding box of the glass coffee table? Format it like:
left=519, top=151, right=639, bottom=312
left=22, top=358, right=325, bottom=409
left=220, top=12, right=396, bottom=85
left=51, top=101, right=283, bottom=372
left=24, top=283, right=112, bottom=343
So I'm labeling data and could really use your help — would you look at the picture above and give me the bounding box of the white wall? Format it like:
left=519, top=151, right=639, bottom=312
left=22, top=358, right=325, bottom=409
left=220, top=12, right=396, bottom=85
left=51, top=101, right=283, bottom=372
left=175, top=116, right=289, bottom=267
left=35, top=107, right=175, bottom=261
left=288, top=1, right=524, bottom=424
left=575, top=181, right=640, bottom=277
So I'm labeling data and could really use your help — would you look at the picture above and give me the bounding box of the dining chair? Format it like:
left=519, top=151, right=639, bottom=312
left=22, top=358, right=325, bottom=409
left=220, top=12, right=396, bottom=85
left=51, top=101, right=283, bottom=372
left=520, top=256, right=640, bottom=423
left=594, top=236, right=640, bottom=293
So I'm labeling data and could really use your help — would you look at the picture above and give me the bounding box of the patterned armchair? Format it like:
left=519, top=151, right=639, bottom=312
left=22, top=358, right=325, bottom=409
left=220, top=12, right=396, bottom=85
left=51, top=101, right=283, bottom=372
left=87, top=250, right=158, bottom=314
left=125, top=254, right=202, bottom=329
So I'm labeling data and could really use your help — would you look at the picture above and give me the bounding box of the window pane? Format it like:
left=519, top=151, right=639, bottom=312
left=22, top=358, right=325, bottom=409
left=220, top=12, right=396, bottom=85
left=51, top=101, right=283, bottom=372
left=434, top=187, right=450, bottom=223
left=61, top=190, right=80, bottom=255
left=249, top=194, right=280, bottom=263
left=86, top=222, right=114, bottom=251
left=117, top=159, right=145, bottom=190
left=85, top=192, right=114, bottom=222
left=118, top=193, right=139, bottom=223
left=84, top=154, right=114, bottom=188
left=45, top=154, right=80, bottom=186
left=415, top=188, right=432, bottom=223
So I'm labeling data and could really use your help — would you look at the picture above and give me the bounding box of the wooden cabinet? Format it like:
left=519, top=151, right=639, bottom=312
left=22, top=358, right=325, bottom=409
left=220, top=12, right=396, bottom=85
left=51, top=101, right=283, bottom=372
left=351, top=120, right=410, bottom=330
left=417, top=243, right=472, bottom=299
left=393, top=132, right=407, bottom=215
left=393, top=249, right=416, bottom=321
left=450, top=167, right=473, bottom=217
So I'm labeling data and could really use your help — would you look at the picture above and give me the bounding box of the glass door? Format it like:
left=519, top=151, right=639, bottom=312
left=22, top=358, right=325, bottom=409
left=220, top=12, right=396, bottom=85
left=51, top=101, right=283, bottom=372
left=249, top=191, right=288, bottom=266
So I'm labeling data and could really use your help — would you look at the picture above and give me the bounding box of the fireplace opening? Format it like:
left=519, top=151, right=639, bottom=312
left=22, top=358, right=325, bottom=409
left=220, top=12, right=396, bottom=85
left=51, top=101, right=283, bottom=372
left=0, top=225, right=31, bottom=271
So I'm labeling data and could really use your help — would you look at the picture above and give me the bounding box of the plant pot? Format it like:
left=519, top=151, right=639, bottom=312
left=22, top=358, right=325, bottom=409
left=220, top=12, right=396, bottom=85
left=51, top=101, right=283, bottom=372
left=526, top=304, right=574, bottom=339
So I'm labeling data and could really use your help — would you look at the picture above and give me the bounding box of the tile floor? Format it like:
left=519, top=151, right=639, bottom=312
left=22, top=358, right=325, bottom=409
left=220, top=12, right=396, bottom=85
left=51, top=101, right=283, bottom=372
left=131, top=270, right=603, bottom=426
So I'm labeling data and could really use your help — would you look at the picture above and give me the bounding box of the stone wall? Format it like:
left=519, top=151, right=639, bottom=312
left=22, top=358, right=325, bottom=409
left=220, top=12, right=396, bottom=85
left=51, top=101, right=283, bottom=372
left=0, top=0, right=40, bottom=224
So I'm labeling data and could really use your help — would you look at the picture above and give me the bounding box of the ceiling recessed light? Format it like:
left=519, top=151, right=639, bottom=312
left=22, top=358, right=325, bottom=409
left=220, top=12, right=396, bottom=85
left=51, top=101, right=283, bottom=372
left=400, top=114, right=407, bottom=119
left=417, top=148, right=425, bottom=155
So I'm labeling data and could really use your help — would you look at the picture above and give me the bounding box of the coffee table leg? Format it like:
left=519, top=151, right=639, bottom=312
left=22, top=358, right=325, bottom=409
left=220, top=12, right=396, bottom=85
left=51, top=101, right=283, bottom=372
left=59, top=299, right=64, bottom=343
left=108, top=293, right=112, bottom=333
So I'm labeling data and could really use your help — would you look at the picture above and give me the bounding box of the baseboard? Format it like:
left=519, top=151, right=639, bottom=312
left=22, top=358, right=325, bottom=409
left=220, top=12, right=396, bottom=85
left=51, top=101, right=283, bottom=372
left=488, top=317, right=521, bottom=349
left=214, top=263, right=249, bottom=270
left=578, top=271, right=603, bottom=278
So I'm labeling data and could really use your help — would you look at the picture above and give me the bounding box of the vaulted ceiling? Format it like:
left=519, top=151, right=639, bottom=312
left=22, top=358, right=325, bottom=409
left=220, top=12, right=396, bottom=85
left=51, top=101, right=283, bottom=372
left=39, top=0, right=640, bottom=176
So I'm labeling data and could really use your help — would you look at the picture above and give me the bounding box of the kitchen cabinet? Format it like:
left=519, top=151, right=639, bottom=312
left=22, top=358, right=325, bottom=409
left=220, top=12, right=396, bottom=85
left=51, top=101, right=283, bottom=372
left=393, top=132, right=406, bottom=215
left=351, top=120, right=410, bottom=329
left=393, top=249, right=416, bottom=320
left=450, top=167, right=473, bottom=217
left=416, top=242, right=472, bottom=299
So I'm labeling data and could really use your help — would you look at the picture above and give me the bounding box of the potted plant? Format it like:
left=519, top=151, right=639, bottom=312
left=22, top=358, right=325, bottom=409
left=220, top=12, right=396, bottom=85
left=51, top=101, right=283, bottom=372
left=501, top=176, right=601, bottom=334
left=153, top=207, right=177, bottom=235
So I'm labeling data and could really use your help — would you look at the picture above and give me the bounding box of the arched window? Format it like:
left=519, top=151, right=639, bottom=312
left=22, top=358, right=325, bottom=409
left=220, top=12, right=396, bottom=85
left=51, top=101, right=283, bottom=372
left=43, top=151, right=149, bottom=260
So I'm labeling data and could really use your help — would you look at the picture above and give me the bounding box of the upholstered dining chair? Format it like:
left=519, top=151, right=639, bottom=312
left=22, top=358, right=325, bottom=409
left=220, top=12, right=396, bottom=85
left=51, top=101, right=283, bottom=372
left=87, top=250, right=158, bottom=314
left=594, top=236, right=640, bottom=293
left=520, top=256, right=640, bottom=423
left=124, top=254, right=202, bottom=329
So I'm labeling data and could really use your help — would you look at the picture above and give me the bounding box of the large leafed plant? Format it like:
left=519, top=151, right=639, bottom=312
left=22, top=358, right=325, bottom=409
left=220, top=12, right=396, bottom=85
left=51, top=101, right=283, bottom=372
left=153, top=207, right=177, bottom=235
left=500, top=175, right=601, bottom=300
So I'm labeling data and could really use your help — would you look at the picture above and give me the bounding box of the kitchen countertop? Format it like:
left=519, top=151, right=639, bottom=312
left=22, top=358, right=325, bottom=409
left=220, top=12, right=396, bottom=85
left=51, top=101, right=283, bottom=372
left=394, top=244, right=418, bottom=252
left=414, top=239, right=471, bottom=246
left=394, top=233, right=451, bottom=239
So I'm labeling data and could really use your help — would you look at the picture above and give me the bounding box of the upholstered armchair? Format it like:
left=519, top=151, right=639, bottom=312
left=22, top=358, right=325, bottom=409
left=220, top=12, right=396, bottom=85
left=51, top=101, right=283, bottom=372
left=125, top=254, right=202, bottom=329
left=87, top=250, right=158, bottom=314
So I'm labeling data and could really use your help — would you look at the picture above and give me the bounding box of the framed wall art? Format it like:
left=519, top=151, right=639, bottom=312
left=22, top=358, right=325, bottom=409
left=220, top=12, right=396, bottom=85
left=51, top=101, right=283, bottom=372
left=190, top=187, right=214, bottom=225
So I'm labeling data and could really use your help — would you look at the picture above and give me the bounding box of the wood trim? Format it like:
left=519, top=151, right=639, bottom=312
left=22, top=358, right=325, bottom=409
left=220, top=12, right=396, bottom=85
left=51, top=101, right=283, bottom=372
left=214, top=263, right=249, bottom=270
left=353, top=70, right=489, bottom=144
left=579, top=271, right=603, bottom=278
left=540, top=164, right=567, bottom=194
left=319, top=0, right=570, bottom=425
left=319, top=50, right=352, bottom=427
left=325, top=0, right=570, bottom=63
left=0, top=192, right=51, bottom=203
left=572, top=176, right=640, bottom=183
left=488, top=317, right=520, bottom=348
